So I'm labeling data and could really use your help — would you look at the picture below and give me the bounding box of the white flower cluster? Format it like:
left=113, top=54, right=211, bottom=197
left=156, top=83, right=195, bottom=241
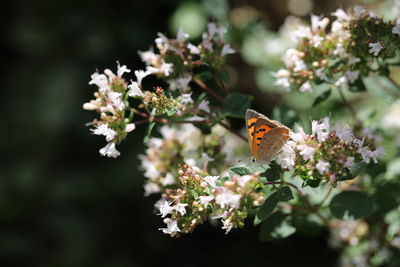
left=84, top=62, right=136, bottom=158
left=140, top=124, right=232, bottom=196
left=274, top=6, right=399, bottom=93
left=277, top=117, right=384, bottom=179
left=154, top=167, right=263, bottom=236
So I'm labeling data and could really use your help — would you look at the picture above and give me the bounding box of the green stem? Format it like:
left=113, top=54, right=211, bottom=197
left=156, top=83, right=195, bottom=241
left=337, top=87, right=362, bottom=125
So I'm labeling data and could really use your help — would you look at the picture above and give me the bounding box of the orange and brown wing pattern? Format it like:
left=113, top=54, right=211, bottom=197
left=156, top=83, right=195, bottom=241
left=252, top=118, right=274, bottom=158
left=246, top=109, right=262, bottom=155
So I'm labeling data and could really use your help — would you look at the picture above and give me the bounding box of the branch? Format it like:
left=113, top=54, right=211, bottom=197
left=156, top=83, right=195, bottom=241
left=193, top=78, right=224, bottom=103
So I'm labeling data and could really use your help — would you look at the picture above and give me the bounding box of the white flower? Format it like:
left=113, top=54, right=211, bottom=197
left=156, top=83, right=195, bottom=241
left=141, top=157, right=161, bottom=180
left=117, top=61, right=131, bottom=77
left=312, top=117, right=330, bottom=142
left=283, top=48, right=300, bottom=68
left=221, top=44, right=235, bottom=56
left=208, top=22, right=218, bottom=37
left=221, top=218, right=233, bottom=234
left=99, top=142, right=120, bottom=158
left=358, top=146, right=373, bottom=163
left=128, top=81, right=145, bottom=97
left=201, top=152, right=214, bottom=168
left=334, top=123, right=354, bottom=143
left=160, top=63, right=174, bottom=76
left=348, top=57, right=361, bottom=66
left=138, top=49, right=159, bottom=65
left=162, top=172, right=176, bottom=186
left=159, top=218, right=180, bottom=235
left=91, top=124, right=117, bottom=142
left=204, top=176, right=220, bottom=188
left=299, top=81, right=312, bottom=93
left=370, top=146, right=385, bottom=163
left=168, top=76, right=192, bottom=91
left=175, top=203, right=188, bottom=215
left=202, top=39, right=213, bottom=50
left=335, top=76, right=348, bottom=87
left=331, top=9, right=351, bottom=22
left=144, top=182, right=161, bottom=196
left=290, top=124, right=307, bottom=143
left=199, top=196, right=214, bottom=206
left=293, top=26, right=312, bottom=41
left=83, top=102, right=99, bottom=110
left=311, top=14, right=329, bottom=33
left=176, top=26, right=189, bottom=42
left=235, top=175, right=252, bottom=187
left=297, top=144, right=316, bottom=161
left=311, top=35, right=324, bottom=48
left=273, top=69, right=291, bottom=91
left=180, top=93, right=193, bottom=105
left=393, top=20, right=400, bottom=36
left=217, top=25, right=227, bottom=39
left=215, top=190, right=241, bottom=209
left=187, top=43, right=200, bottom=54
left=279, top=143, right=296, bottom=170
left=155, top=33, right=169, bottom=53
left=368, top=42, right=384, bottom=56
left=156, top=200, right=175, bottom=217
left=125, top=123, right=136, bottom=133
left=89, top=72, right=109, bottom=91
left=134, top=70, right=150, bottom=85
left=354, top=6, right=366, bottom=17
left=107, top=91, right=125, bottom=110
left=316, top=160, right=330, bottom=174
left=293, top=60, right=307, bottom=72
left=346, top=70, right=360, bottom=84
left=344, top=156, right=355, bottom=168
left=197, top=99, right=210, bottom=113
left=315, top=68, right=328, bottom=81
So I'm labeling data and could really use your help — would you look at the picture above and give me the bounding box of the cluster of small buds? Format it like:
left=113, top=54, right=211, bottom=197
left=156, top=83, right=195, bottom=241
left=330, top=219, right=369, bottom=246
left=156, top=164, right=264, bottom=236
left=274, top=6, right=400, bottom=93
left=277, top=117, right=384, bottom=186
left=141, top=124, right=231, bottom=196
left=138, top=23, right=234, bottom=92
left=83, top=62, right=136, bottom=158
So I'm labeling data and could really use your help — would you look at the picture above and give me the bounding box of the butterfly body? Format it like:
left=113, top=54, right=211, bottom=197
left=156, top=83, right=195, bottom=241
left=246, top=109, right=290, bottom=162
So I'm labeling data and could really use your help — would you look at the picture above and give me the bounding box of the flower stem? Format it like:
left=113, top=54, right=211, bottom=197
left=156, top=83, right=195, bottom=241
left=132, top=108, right=211, bottom=124
left=337, top=87, right=361, bottom=125
left=318, top=184, right=333, bottom=207
left=193, top=78, right=224, bottom=103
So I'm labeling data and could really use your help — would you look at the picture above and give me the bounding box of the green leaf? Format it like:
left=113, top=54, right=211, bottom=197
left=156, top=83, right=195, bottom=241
left=223, top=93, right=253, bottom=119
left=312, top=89, right=331, bottom=107
left=340, top=162, right=367, bottom=181
left=230, top=166, right=252, bottom=176
left=254, top=186, right=293, bottom=225
left=195, top=71, right=213, bottom=82
left=274, top=186, right=294, bottom=202
left=259, top=211, right=296, bottom=241
left=349, top=78, right=366, bottom=92
left=143, top=121, right=156, bottom=143
left=329, top=191, right=376, bottom=220
left=218, top=70, right=230, bottom=83
left=262, top=163, right=284, bottom=182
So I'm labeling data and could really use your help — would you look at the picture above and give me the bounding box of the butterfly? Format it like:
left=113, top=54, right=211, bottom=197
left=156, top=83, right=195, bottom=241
left=245, top=109, right=290, bottom=162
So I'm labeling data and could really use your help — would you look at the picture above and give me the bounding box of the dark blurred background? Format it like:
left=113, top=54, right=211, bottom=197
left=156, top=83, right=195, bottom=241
left=0, top=0, right=362, bottom=266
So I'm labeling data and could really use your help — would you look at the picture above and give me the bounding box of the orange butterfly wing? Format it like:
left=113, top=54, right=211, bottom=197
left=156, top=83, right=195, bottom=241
left=246, top=109, right=290, bottom=162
